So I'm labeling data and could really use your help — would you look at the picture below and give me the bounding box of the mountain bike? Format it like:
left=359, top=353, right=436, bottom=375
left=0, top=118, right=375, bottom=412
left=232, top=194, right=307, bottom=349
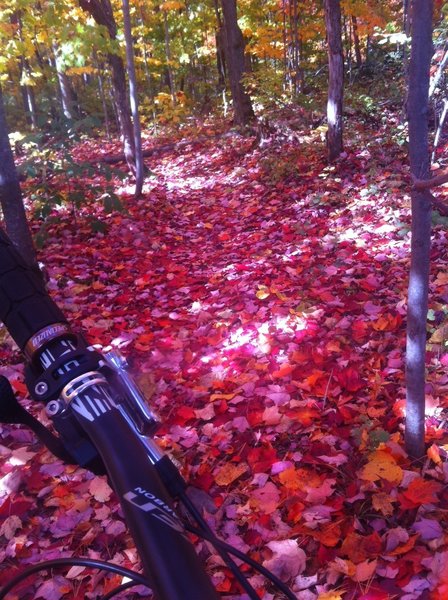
left=0, top=229, right=296, bottom=600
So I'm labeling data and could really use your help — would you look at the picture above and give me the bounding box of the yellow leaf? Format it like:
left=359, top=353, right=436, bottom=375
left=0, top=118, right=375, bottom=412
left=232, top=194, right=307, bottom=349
left=204, top=222, right=213, bottom=229
left=427, top=443, right=442, bottom=464
left=360, top=450, right=403, bottom=483
left=214, top=462, right=248, bottom=486
left=317, top=594, right=343, bottom=600
left=429, top=324, right=448, bottom=344
left=256, top=287, right=270, bottom=300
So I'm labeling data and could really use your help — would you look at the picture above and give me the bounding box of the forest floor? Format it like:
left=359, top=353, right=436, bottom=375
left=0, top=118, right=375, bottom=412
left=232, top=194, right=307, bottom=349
left=1, top=113, right=448, bottom=600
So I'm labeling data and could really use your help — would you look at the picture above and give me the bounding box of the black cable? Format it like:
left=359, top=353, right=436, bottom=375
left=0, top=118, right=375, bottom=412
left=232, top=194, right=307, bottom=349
left=179, top=491, right=259, bottom=600
left=101, top=580, right=145, bottom=600
left=0, top=558, right=150, bottom=600
left=183, top=520, right=297, bottom=600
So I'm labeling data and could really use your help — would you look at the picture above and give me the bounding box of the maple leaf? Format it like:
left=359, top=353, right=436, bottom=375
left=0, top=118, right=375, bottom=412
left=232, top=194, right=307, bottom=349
left=249, top=481, right=280, bottom=514
left=398, top=476, right=442, bottom=508
left=263, top=539, right=306, bottom=581
left=371, top=491, right=395, bottom=516
left=341, top=531, right=382, bottom=564
left=359, top=449, right=403, bottom=483
left=88, top=477, right=113, bottom=502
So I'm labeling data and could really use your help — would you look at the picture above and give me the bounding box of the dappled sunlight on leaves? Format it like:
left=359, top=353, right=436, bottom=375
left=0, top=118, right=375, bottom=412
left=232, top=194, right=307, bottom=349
left=1, top=120, right=448, bottom=598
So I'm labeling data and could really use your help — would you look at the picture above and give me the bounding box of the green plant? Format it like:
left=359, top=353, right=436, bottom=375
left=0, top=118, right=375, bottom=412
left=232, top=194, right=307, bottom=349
left=15, top=129, right=126, bottom=244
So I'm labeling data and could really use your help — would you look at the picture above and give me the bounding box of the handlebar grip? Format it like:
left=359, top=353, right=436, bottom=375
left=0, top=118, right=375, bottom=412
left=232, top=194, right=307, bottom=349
left=0, top=229, right=67, bottom=351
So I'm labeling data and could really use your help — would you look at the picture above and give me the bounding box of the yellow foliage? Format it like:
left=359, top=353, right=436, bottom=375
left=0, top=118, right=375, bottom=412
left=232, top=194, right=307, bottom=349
left=360, top=449, right=403, bottom=483
left=160, top=0, right=185, bottom=11
left=66, top=66, right=98, bottom=76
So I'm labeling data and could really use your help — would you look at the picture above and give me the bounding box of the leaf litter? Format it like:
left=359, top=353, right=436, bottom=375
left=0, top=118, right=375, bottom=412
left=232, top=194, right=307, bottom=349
left=1, top=118, right=448, bottom=599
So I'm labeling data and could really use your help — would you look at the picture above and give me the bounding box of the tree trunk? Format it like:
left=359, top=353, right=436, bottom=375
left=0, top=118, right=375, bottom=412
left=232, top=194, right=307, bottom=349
left=52, top=44, right=80, bottom=121
left=163, top=11, right=176, bottom=103
left=78, top=0, right=136, bottom=175
left=20, top=77, right=38, bottom=129
left=352, top=16, right=362, bottom=67
left=122, top=0, right=144, bottom=197
left=221, top=0, right=254, bottom=126
left=0, top=86, right=37, bottom=267
left=11, top=13, right=39, bottom=129
left=214, top=0, right=227, bottom=90
left=56, top=71, right=79, bottom=121
left=95, top=59, right=111, bottom=139
left=405, top=0, right=434, bottom=459
left=324, top=0, right=344, bottom=161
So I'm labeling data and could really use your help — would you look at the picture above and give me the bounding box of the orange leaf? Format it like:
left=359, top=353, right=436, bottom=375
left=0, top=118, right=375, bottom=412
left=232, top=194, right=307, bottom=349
left=210, top=393, right=236, bottom=402
left=214, top=462, right=248, bottom=486
left=372, top=492, right=395, bottom=516
left=314, top=524, right=342, bottom=547
left=272, top=363, right=294, bottom=378
left=278, top=467, right=303, bottom=490
left=427, top=443, right=442, bottom=464
left=360, top=450, right=403, bottom=483
left=354, top=559, right=378, bottom=582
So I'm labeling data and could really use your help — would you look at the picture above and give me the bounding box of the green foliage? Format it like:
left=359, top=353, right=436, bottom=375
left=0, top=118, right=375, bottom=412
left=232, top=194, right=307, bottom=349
left=243, top=67, right=286, bottom=111
left=14, top=127, right=126, bottom=244
left=352, top=416, right=390, bottom=450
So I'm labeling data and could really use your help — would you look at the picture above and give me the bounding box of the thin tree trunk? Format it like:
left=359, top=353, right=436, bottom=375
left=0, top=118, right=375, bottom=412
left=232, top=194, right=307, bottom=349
left=19, top=77, right=38, bottom=129
left=352, top=16, right=362, bottom=67
left=221, top=0, right=254, bottom=126
left=344, top=15, right=352, bottom=82
left=108, top=51, right=137, bottom=174
left=324, top=0, right=344, bottom=161
left=11, top=13, right=39, bottom=129
left=52, top=44, right=80, bottom=120
left=291, top=0, right=300, bottom=95
left=282, top=0, right=288, bottom=91
left=122, top=0, right=144, bottom=197
left=405, top=0, right=434, bottom=459
left=78, top=0, right=136, bottom=175
left=163, top=11, right=176, bottom=103
left=429, top=45, right=448, bottom=98
left=432, top=98, right=448, bottom=162
left=96, top=61, right=111, bottom=139
left=214, top=0, right=227, bottom=90
left=0, top=86, right=37, bottom=267
left=137, top=5, right=155, bottom=99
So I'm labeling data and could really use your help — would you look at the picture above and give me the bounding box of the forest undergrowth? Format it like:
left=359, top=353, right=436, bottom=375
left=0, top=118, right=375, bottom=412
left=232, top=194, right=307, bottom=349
left=1, top=114, right=448, bottom=600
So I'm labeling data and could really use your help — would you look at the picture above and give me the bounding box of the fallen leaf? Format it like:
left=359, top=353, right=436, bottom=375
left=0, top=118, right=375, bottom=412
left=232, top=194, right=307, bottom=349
left=214, top=462, right=248, bottom=486
left=89, top=477, right=113, bottom=502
